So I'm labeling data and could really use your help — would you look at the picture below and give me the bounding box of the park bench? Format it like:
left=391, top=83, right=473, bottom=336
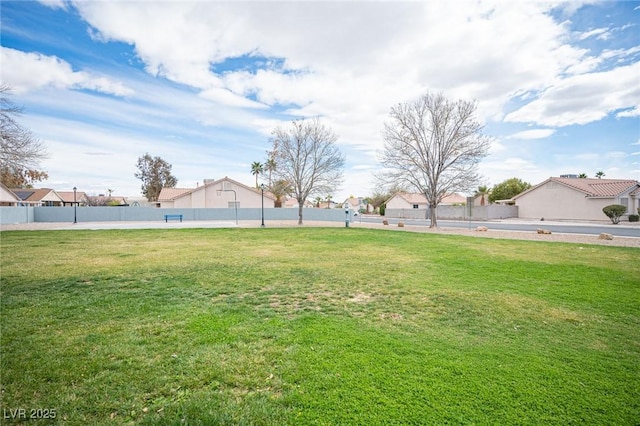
left=164, top=214, right=183, bottom=223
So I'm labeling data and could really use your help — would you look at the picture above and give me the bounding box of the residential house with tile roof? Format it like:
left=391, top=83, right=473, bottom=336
left=513, top=177, right=640, bottom=221
left=386, top=192, right=467, bottom=210
left=384, top=192, right=470, bottom=219
left=283, top=197, right=314, bottom=209
left=57, top=191, right=89, bottom=206
left=343, top=196, right=369, bottom=213
left=10, top=188, right=64, bottom=206
left=0, top=184, right=21, bottom=206
left=157, top=177, right=276, bottom=208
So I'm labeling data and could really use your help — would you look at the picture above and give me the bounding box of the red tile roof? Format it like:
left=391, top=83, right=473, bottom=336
left=514, top=177, right=640, bottom=199
left=57, top=191, right=88, bottom=203
left=158, top=187, right=192, bottom=201
left=552, top=178, right=639, bottom=197
left=11, top=188, right=59, bottom=202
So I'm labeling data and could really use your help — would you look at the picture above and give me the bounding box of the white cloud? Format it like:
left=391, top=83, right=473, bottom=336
left=70, top=1, right=595, bottom=132
left=604, top=151, right=628, bottom=160
left=504, top=62, right=640, bottom=126
left=479, top=157, right=547, bottom=186
left=36, top=0, right=67, bottom=10
left=617, top=106, right=640, bottom=119
left=509, top=129, right=556, bottom=140
left=575, top=153, right=600, bottom=161
left=578, top=27, right=610, bottom=41
left=486, top=137, right=506, bottom=154
left=1, top=47, right=134, bottom=96
left=565, top=45, right=640, bottom=75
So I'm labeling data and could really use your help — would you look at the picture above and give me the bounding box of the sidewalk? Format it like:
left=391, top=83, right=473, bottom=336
left=0, top=220, right=347, bottom=231
left=488, top=217, right=640, bottom=229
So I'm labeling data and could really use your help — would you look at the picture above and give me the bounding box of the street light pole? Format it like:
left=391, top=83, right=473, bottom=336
left=73, top=186, right=77, bottom=224
left=260, top=183, right=265, bottom=227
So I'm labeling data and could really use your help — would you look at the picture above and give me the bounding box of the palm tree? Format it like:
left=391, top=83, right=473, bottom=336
left=250, top=161, right=263, bottom=187
left=578, top=173, right=588, bottom=178
left=474, top=185, right=491, bottom=206
left=596, top=171, right=605, bottom=179
left=264, top=158, right=277, bottom=186
left=325, top=194, right=332, bottom=208
left=363, top=197, right=372, bottom=214
left=314, top=196, right=322, bottom=208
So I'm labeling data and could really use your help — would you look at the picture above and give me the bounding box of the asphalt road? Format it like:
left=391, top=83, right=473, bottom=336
left=357, top=216, right=640, bottom=238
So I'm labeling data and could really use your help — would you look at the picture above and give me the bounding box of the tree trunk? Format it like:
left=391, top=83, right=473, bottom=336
left=429, top=202, right=438, bottom=228
left=298, top=202, right=304, bottom=225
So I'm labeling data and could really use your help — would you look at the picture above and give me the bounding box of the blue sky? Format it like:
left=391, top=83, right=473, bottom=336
left=1, top=0, right=638, bottom=199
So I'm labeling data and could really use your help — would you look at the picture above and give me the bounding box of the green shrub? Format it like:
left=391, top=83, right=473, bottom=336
left=629, top=214, right=639, bottom=222
left=602, top=204, right=627, bottom=224
left=379, top=204, right=386, bottom=216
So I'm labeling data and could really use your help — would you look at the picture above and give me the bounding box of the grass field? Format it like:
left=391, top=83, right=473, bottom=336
left=1, top=228, right=638, bottom=425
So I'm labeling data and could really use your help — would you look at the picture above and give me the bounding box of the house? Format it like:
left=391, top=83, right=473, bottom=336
left=0, top=184, right=21, bottom=206
left=386, top=192, right=467, bottom=210
left=57, top=191, right=89, bottom=206
left=384, top=192, right=469, bottom=219
left=283, top=198, right=314, bottom=209
left=343, top=196, right=369, bottom=213
left=158, top=177, right=276, bottom=208
left=10, top=188, right=64, bottom=206
left=513, top=177, right=640, bottom=221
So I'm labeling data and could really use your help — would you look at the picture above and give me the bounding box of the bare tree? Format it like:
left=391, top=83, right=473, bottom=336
left=270, top=118, right=344, bottom=224
left=0, top=84, right=48, bottom=187
left=134, top=153, right=178, bottom=201
left=380, top=92, right=490, bottom=227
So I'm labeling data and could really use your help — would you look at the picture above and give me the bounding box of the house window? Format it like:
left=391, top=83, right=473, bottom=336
left=620, top=198, right=629, bottom=210
left=228, top=201, right=240, bottom=209
left=413, top=204, right=419, bottom=209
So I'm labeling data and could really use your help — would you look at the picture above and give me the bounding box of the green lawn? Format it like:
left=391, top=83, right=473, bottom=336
left=1, top=228, right=638, bottom=425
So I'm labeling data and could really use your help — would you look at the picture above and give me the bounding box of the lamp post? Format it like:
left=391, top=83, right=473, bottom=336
left=344, top=203, right=350, bottom=228
left=73, top=186, right=77, bottom=224
left=260, top=183, right=265, bottom=227
left=217, top=189, right=238, bottom=225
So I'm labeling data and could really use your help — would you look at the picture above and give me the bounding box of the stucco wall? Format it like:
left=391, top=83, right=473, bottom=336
left=385, top=205, right=517, bottom=220
left=166, top=182, right=274, bottom=209
left=0, top=206, right=34, bottom=223
left=515, top=181, right=614, bottom=221
left=0, top=206, right=345, bottom=224
left=386, top=197, right=425, bottom=210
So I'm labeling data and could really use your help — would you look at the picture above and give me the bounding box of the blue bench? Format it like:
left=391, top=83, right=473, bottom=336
left=164, top=214, right=183, bottom=223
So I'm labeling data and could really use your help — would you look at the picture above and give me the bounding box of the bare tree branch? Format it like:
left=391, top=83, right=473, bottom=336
left=380, top=92, right=490, bottom=227
left=270, top=118, right=344, bottom=224
left=0, top=83, right=48, bottom=187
